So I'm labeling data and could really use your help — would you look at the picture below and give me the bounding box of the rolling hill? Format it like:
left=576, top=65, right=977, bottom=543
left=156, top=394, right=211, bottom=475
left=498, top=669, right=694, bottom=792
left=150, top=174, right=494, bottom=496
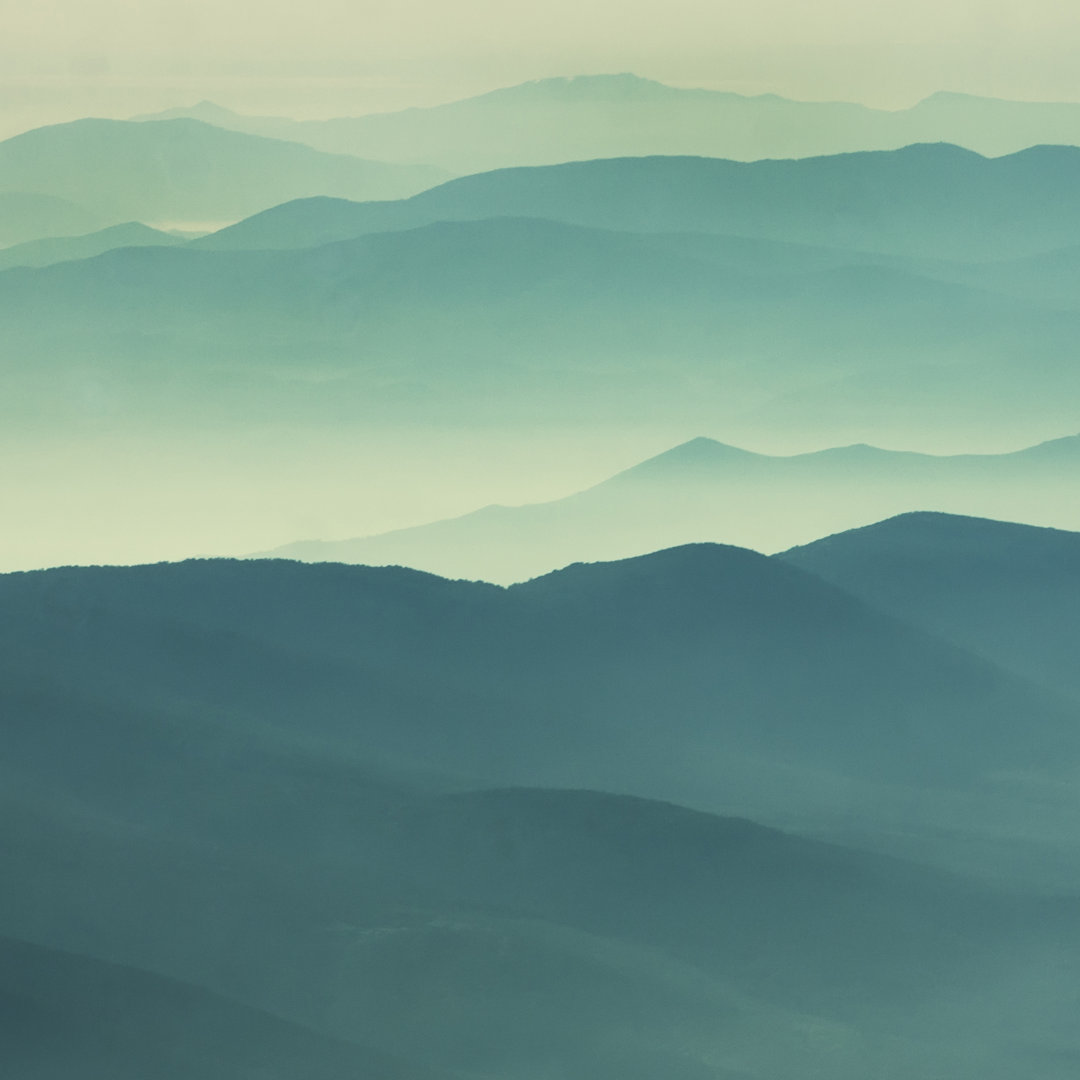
left=137, top=74, right=1080, bottom=173
left=0, top=222, right=184, bottom=270
left=3, top=214, right=1077, bottom=442
left=264, top=434, right=1080, bottom=582
left=3, top=547, right=1079, bottom=879
left=10, top=765, right=1076, bottom=1079
left=197, top=142, right=1080, bottom=261
left=781, top=512, right=1080, bottom=703
left=3, top=551, right=1080, bottom=1075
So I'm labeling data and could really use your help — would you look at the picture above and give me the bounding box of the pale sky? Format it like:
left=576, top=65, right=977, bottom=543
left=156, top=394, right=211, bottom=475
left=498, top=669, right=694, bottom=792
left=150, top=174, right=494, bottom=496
left=2, top=0, right=1080, bottom=133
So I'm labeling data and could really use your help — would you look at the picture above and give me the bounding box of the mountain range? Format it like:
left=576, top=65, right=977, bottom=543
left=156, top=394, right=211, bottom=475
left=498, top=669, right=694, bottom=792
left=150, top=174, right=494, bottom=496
left=11, top=68, right=1080, bottom=1080
left=782, top=511, right=1080, bottom=703
left=4, top=207, right=1080, bottom=442
left=3, top=539, right=1080, bottom=1076
left=197, top=143, right=1080, bottom=260
left=0, top=118, right=446, bottom=233
left=4, top=543, right=1079, bottom=879
left=0, top=222, right=184, bottom=270
left=263, top=434, right=1080, bottom=582
left=136, top=73, right=1080, bottom=173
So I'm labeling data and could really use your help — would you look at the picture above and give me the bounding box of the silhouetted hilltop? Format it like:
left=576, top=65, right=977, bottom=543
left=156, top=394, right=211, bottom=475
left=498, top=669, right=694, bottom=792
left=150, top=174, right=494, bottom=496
left=782, top=511, right=1080, bottom=701
left=2, top=548, right=1076, bottom=806
left=4, top=552, right=1080, bottom=1075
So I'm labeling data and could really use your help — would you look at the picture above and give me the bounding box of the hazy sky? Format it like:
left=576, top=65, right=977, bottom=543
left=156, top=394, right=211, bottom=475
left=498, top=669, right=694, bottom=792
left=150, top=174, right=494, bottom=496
left=2, top=0, right=1080, bottom=134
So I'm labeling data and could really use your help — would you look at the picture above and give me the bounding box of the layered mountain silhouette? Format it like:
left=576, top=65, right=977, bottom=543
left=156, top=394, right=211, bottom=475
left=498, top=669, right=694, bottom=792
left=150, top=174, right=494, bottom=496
left=11, top=73, right=1080, bottom=1080
left=263, top=435, right=1080, bottom=582
left=0, top=222, right=184, bottom=271
left=10, top=765, right=1075, bottom=1080
left=0, top=118, right=446, bottom=231
left=3, top=213, right=1078, bottom=439
left=4, top=548, right=1079, bottom=876
left=136, top=74, right=1080, bottom=173
left=4, top=550, right=1080, bottom=1077
left=198, top=143, right=1080, bottom=260
left=782, top=512, right=1080, bottom=703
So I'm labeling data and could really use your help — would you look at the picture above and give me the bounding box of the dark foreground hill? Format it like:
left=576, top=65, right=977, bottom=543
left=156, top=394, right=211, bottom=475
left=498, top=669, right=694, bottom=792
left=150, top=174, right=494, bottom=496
left=4, top=769, right=1079, bottom=1079
left=3, top=546, right=1079, bottom=879
left=4, top=550, right=1080, bottom=1076
left=782, top=512, right=1080, bottom=702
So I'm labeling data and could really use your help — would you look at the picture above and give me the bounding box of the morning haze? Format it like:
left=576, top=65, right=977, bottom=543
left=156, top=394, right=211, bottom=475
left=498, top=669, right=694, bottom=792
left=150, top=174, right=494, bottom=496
left=4, top=0, right=1080, bottom=136
left=4, top=1, right=1080, bottom=1077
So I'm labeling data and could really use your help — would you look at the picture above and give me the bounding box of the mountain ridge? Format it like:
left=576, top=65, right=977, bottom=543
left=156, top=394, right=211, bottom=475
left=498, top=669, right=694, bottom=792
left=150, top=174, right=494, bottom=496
left=133, top=73, right=1080, bottom=171
left=0, top=117, right=447, bottom=231
left=261, top=434, right=1080, bottom=582
left=195, top=144, right=1080, bottom=261
left=780, top=511, right=1080, bottom=703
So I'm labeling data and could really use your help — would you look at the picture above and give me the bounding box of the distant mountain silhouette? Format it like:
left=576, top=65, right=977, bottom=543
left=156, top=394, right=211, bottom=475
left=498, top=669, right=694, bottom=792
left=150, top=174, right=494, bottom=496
left=0, top=221, right=183, bottom=270
left=136, top=73, right=1080, bottom=173
left=0, top=118, right=447, bottom=227
left=782, top=511, right=1080, bottom=702
left=264, top=435, right=1080, bottom=582
left=0, top=191, right=105, bottom=246
left=4, top=214, right=1077, bottom=437
left=197, top=144, right=1080, bottom=260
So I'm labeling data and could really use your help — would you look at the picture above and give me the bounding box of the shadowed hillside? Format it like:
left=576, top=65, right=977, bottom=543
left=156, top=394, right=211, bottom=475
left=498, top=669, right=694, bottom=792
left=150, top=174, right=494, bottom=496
left=4, top=550, right=1080, bottom=1075
left=0, top=936, right=447, bottom=1080
left=3, top=548, right=1079, bottom=880
left=782, top=512, right=1080, bottom=702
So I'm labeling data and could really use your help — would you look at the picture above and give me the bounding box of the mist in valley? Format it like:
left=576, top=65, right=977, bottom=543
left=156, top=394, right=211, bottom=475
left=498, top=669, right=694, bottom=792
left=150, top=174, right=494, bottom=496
left=3, top=6, right=1080, bottom=1077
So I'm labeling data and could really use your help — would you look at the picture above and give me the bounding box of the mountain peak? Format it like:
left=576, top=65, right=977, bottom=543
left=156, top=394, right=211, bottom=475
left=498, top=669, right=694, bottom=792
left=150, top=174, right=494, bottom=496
left=608, top=437, right=764, bottom=485
left=783, top=511, right=1080, bottom=563
left=513, top=540, right=772, bottom=597
left=1015, top=433, right=1080, bottom=458
left=481, top=72, right=684, bottom=105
